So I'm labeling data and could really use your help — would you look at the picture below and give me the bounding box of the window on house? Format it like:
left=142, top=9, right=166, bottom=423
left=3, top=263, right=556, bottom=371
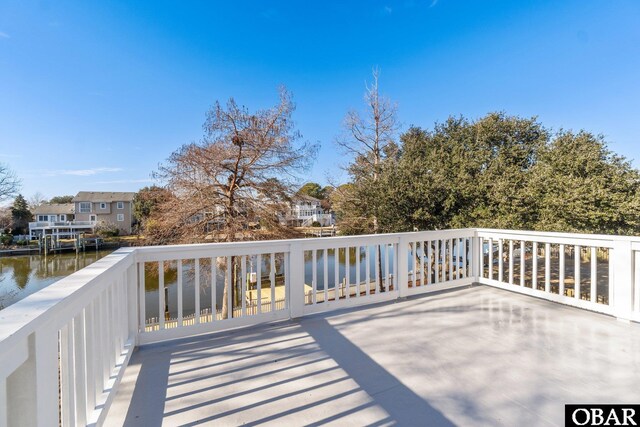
left=117, top=214, right=124, bottom=222
left=79, top=202, right=91, bottom=213
left=90, top=215, right=97, bottom=222
left=38, top=215, right=47, bottom=221
left=117, top=201, right=124, bottom=209
left=100, top=202, right=107, bottom=209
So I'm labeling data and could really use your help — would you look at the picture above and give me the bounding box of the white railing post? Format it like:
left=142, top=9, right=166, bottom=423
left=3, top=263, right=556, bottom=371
left=289, top=242, right=304, bottom=319
left=471, top=234, right=481, bottom=282
left=397, top=235, right=410, bottom=298
left=611, top=239, right=634, bottom=321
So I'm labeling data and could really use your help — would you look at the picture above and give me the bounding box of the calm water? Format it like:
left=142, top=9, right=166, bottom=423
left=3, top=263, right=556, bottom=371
left=0, top=250, right=114, bottom=310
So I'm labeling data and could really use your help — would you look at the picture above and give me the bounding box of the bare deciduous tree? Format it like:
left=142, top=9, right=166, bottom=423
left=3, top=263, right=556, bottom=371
left=151, top=87, right=317, bottom=318
left=0, top=163, right=20, bottom=203
left=335, top=68, right=399, bottom=291
left=28, top=192, right=47, bottom=211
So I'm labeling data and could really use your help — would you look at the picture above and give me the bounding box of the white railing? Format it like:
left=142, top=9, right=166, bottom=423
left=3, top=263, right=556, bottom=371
left=29, top=221, right=97, bottom=228
left=476, top=229, right=640, bottom=322
left=0, top=228, right=638, bottom=426
left=0, top=248, right=137, bottom=427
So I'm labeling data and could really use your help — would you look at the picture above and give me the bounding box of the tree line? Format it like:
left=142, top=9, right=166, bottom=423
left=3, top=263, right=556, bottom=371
left=333, top=112, right=640, bottom=236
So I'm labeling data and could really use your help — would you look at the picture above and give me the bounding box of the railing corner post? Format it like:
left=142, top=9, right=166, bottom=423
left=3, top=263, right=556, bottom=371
left=611, top=239, right=633, bottom=321
left=289, top=242, right=305, bottom=319
left=472, top=231, right=481, bottom=283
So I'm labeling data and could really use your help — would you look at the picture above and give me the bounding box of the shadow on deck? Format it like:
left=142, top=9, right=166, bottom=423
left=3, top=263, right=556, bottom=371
left=106, top=285, right=640, bottom=426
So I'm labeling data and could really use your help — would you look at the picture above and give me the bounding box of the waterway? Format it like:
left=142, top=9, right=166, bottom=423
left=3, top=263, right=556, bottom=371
left=0, top=249, right=115, bottom=310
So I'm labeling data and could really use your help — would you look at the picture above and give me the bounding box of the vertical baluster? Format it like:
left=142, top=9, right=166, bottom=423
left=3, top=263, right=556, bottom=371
left=456, top=239, right=461, bottom=280
left=356, top=246, right=361, bottom=297
left=422, top=241, right=428, bottom=284
left=335, top=247, right=340, bottom=299
left=365, top=246, right=371, bottom=295
left=241, top=256, right=247, bottom=316
left=440, top=239, right=445, bottom=282
left=177, top=260, right=183, bottom=327
left=479, top=238, right=484, bottom=279
left=227, top=256, right=233, bottom=319
left=448, top=239, right=453, bottom=281
left=323, top=249, right=329, bottom=303
left=106, top=285, right=115, bottom=377
left=410, top=242, right=415, bottom=286
left=311, top=249, right=318, bottom=305
left=211, top=258, right=217, bottom=320
left=158, top=262, right=165, bottom=329
left=60, top=323, right=75, bottom=427
left=434, top=240, right=440, bottom=284
left=93, top=298, right=104, bottom=403
left=103, top=287, right=112, bottom=390
left=532, top=242, right=538, bottom=289
left=284, top=251, right=290, bottom=310
left=384, top=244, right=390, bottom=291
left=545, top=243, right=551, bottom=293
left=488, top=238, right=493, bottom=281
left=73, top=312, right=87, bottom=426
left=120, top=274, right=128, bottom=345
left=464, top=238, right=469, bottom=278
left=520, top=240, right=525, bottom=287
left=590, top=247, right=597, bottom=303
left=559, top=244, right=565, bottom=296
left=113, top=277, right=122, bottom=355
left=498, top=238, right=504, bottom=283
left=257, top=255, right=262, bottom=313
left=345, top=247, right=350, bottom=299
left=270, top=253, right=276, bottom=311
left=418, top=241, right=423, bottom=285
left=193, top=258, right=200, bottom=324
left=575, top=245, right=581, bottom=299
left=138, top=263, right=146, bottom=332
left=508, top=240, right=514, bottom=285
left=84, top=303, right=95, bottom=417
left=427, top=240, right=433, bottom=284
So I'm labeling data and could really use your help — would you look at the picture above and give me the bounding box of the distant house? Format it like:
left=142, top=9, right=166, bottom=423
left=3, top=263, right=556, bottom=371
left=29, top=203, right=95, bottom=239
left=72, top=191, right=136, bottom=235
left=286, top=195, right=334, bottom=227
left=33, top=203, right=75, bottom=223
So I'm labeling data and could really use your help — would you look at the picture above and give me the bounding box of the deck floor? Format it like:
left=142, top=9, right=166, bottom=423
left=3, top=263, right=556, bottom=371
left=106, top=285, right=640, bottom=426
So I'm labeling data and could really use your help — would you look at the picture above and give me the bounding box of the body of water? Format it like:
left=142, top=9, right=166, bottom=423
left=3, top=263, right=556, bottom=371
left=0, top=249, right=115, bottom=310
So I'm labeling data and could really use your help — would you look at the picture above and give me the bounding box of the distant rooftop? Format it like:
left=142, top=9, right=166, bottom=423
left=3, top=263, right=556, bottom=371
left=32, top=203, right=74, bottom=215
left=72, top=191, right=136, bottom=203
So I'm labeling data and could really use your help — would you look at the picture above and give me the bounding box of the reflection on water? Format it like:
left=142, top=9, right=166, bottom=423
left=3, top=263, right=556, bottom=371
left=0, top=250, right=114, bottom=310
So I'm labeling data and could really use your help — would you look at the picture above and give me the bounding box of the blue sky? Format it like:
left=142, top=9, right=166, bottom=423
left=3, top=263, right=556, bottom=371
left=1, top=0, right=639, bottom=201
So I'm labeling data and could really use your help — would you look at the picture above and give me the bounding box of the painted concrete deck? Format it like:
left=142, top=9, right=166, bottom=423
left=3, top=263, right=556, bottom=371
left=106, top=285, right=640, bottom=426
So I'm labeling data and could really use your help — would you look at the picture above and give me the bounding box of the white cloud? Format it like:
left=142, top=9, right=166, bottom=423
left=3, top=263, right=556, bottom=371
left=384, top=6, right=393, bottom=14
left=429, top=0, right=439, bottom=7
left=45, top=167, right=123, bottom=177
left=0, top=31, right=10, bottom=39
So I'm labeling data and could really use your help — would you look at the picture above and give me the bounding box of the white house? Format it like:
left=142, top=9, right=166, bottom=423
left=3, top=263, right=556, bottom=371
left=286, top=195, right=334, bottom=227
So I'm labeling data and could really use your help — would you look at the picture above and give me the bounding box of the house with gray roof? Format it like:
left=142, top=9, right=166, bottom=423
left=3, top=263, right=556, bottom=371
left=72, top=191, right=136, bottom=235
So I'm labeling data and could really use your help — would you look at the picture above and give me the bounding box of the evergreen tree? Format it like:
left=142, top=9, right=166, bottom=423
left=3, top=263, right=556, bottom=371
left=11, top=194, right=31, bottom=235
